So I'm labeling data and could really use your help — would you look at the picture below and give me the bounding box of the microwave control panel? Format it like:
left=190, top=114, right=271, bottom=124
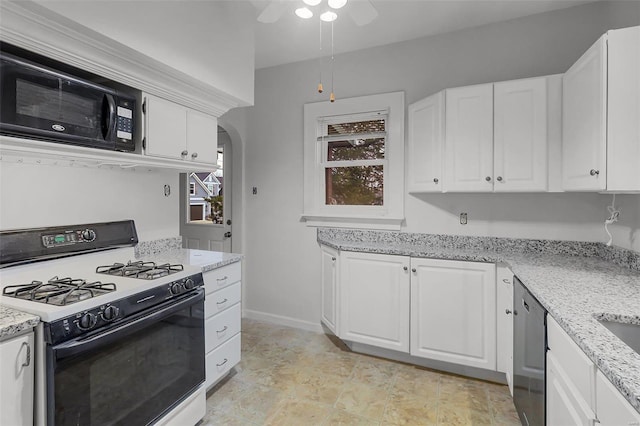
left=116, top=106, right=133, bottom=141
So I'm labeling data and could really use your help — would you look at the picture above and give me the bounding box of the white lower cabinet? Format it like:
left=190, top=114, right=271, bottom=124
left=0, top=332, right=34, bottom=426
left=339, top=251, right=410, bottom=352
left=320, top=245, right=339, bottom=335
left=203, top=261, right=242, bottom=390
left=410, top=258, right=496, bottom=370
left=596, top=369, right=640, bottom=425
left=547, top=351, right=596, bottom=426
left=496, top=266, right=514, bottom=395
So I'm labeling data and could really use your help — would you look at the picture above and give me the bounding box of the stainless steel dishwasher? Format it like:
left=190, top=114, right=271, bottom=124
left=513, top=276, right=547, bottom=426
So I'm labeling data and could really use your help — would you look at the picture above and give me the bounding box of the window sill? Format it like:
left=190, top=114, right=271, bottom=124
left=300, top=214, right=404, bottom=230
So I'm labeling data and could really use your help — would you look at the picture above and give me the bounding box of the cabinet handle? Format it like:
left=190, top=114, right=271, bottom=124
left=485, top=176, right=492, bottom=182
left=412, top=268, right=417, bottom=273
left=21, top=342, right=31, bottom=367
left=505, top=309, right=512, bottom=315
left=496, top=176, right=503, bottom=182
left=181, top=150, right=188, bottom=157
left=191, top=152, right=198, bottom=159
left=590, top=169, right=600, bottom=176
left=216, top=325, right=228, bottom=334
left=216, top=298, right=228, bottom=305
left=502, top=278, right=510, bottom=284
left=216, top=358, right=228, bottom=367
left=433, top=178, right=439, bottom=183
left=216, top=276, right=228, bottom=281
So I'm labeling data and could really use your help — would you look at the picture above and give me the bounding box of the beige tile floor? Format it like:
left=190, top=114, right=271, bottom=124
left=200, top=319, right=521, bottom=426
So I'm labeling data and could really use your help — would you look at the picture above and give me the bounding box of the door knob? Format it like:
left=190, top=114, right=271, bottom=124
left=224, top=232, right=232, bottom=238
left=590, top=169, right=600, bottom=176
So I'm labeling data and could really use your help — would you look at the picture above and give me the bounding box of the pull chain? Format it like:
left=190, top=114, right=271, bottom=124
left=317, top=19, right=323, bottom=93
left=330, top=20, right=335, bottom=102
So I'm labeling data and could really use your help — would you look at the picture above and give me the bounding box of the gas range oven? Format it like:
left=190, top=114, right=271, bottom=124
left=0, top=221, right=206, bottom=426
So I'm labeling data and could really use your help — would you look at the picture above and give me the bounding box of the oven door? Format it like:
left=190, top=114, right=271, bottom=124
left=0, top=53, right=117, bottom=149
left=47, top=289, right=205, bottom=426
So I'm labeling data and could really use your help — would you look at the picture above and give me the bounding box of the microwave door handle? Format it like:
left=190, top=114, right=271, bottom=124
left=101, top=94, right=116, bottom=140
left=53, top=289, right=204, bottom=359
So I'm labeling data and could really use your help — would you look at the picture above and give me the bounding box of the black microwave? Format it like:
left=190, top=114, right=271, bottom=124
left=0, top=48, right=136, bottom=152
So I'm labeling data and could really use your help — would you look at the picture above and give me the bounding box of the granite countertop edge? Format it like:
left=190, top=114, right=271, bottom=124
left=319, top=236, right=640, bottom=413
left=0, top=306, right=39, bottom=341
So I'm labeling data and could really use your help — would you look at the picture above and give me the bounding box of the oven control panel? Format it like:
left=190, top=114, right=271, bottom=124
left=42, top=228, right=97, bottom=248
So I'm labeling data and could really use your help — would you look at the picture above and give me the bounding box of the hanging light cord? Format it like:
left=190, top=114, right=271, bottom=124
left=604, top=194, right=621, bottom=246
left=318, top=19, right=323, bottom=93
left=330, top=20, right=335, bottom=102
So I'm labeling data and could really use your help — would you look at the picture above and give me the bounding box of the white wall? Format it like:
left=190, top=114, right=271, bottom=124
left=224, top=1, right=640, bottom=329
left=35, top=0, right=256, bottom=105
left=0, top=161, right=179, bottom=241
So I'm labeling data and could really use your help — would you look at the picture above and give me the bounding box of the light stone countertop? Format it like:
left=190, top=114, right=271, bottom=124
left=136, top=248, right=243, bottom=273
left=318, top=229, right=640, bottom=414
left=0, top=305, right=39, bottom=341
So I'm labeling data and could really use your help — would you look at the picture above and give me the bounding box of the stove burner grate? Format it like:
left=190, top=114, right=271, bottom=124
left=2, top=276, right=116, bottom=306
left=96, top=261, right=184, bottom=280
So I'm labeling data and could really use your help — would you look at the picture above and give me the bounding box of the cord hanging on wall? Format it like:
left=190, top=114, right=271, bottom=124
left=317, top=19, right=323, bottom=93
left=603, top=194, right=621, bottom=247
left=330, top=20, right=335, bottom=102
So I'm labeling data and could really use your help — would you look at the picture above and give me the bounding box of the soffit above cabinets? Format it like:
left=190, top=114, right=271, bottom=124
left=0, top=1, right=253, bottom=117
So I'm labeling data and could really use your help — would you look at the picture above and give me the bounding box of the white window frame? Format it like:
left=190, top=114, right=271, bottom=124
left=302, top=92, right=405, bottom=229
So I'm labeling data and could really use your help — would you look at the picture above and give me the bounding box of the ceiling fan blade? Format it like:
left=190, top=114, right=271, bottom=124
left=348, top=0, right=378, bottom=26
left=257, top=1, right=288, bottom=24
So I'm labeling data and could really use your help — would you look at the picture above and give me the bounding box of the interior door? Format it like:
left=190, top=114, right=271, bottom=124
left=180, top=129, right=232, bottom=252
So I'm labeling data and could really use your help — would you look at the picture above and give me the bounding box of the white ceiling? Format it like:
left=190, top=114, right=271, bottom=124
left=252, top=0, right=596, bottom=69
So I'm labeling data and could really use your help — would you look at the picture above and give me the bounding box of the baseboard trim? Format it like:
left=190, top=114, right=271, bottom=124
left=242, top=309, right=324, bottom=333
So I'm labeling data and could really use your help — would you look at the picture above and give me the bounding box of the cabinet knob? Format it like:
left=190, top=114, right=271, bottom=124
left=181, top=150, right=188, bottom=157
left=505, top=309, right=512, bottom=315
left=412, top=268, right=417, bottom=273
left=433, top=178, right=439, bottom=183
left=403, top=266, right=408, bottom=271
left=485, top=176, right=492, bottom=182
left=191, top=152, right=198, bottom=159
left=590, top=169, right=600, bottom=176
left=496, top=176, right=503, bottom=182
left=332, top=257, right=336, bottom=261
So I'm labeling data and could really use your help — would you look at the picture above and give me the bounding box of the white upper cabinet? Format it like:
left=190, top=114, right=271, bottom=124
left=494, top=77, right=549, bottom=192
left=444, top=84, right=495, bottom=192
left=407, top=92, right=444, bottom=192
left=563, top=26, right=640, bottom=192
left=144, top=93, right=218, bottom=165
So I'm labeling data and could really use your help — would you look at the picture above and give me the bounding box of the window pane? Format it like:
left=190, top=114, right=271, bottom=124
left=327, top=138, right=385, bottom=161
left=325, top=166, right=383, bottom=206
left=327, top=119, right=385, bottom=135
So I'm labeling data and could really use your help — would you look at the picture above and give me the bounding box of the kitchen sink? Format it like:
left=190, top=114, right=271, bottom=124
left=599, top=320, right=640, bottom=355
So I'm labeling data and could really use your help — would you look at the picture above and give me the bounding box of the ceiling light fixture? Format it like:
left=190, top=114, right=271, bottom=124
left=328, top=0, right=347, bottom=9
left=295, top=7, right=313, bottom=19
left=303, top=0, right=322, bottom=6
left=320, top=11, right=337, bottom=22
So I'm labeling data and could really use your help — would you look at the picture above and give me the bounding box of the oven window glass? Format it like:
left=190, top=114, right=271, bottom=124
left=53, top=302, right=204, bottom=426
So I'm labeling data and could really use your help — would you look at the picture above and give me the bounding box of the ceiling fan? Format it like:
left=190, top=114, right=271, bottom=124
left=253, top=0, right=378, bottom=26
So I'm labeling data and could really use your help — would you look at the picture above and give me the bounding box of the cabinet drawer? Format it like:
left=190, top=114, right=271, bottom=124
left=205, top=282, right=241, bottom=319
left=204, top=262, right=241, bottom=293
left=206, top=333, right=241, bottom=389
left=547, top=316, right=596, bottom=410
left=205, top=303, right=241, bottom=353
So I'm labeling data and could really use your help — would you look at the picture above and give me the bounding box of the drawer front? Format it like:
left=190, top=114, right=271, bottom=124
left=205, top=303, right=241, bottom=353
left=204, top=262, right=241, bottom=293
left=547, top=316, right=596, bottom=410
left=206, top=333, right=241, bottom=389
left=205, top=282, right=241, bottom=319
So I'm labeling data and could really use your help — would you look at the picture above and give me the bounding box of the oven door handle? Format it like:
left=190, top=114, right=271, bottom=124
left=53, top=289, right=204, bottom=359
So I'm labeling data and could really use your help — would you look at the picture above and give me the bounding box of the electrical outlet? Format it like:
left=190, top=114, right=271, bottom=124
left=252, top=187, right=258, bottom=195
left=460, top=213, right=468, bottom=225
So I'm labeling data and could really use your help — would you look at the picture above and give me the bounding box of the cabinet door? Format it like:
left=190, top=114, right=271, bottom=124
left=410, top=258, right=496, bottom=370
left=596, top=370, right=640, bottom=425
left=606, top=26, right=640, bottom=192
left=562, top=35, right=607, bottom=191
left=186, top=109, right=218, bottom=164
left=407, top=92, right=444, bottom=192
left=0, top=333, right=34, bottom=426
left=496, top=266, right=514, bottom=395
left=547, top=352, right=596, bottom=426
left=444, top=84, right=494, bottom=192
left=144, top=94, right=188, bottom=160
left=340, top=252, right=410, bottom=352
left=320, top=245, right=338, bottom=335
left=494, top=78, right=547, bottom=192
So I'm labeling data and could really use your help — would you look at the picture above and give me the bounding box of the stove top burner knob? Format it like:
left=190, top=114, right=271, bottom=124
left=82, top=229, right=96, bottom=242
left=102, top=305, right=119, bottom=322
left=183, top=278, right=195, bottom=290
left=78, top=313, right=97, bottom=330
left=170, top=283, right=183, bottom=295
